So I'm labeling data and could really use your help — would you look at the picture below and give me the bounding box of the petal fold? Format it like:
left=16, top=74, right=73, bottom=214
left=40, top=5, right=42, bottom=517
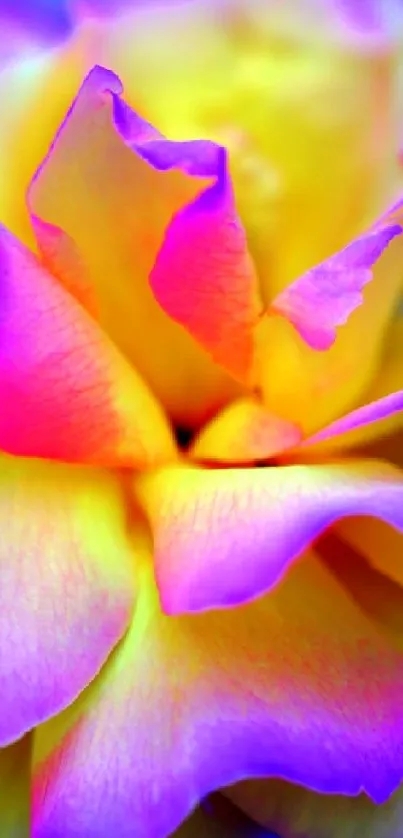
left=0, top=225, right=175, bottom=466
left=135, top=460, right=403, bottom=613
left=28, top=65, right=244, bottom=426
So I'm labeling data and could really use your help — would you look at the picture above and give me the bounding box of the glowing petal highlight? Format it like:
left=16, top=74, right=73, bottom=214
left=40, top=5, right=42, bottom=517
left=32, top=547, right=403, bottom=838
left=0, top=225, right=175, bottom=465
left=0, top=456, right=136, bottom=745
left=190, top=399, right=301, bottom=463
left=28, top=64, right=243, bottom=426
left=136, top=460, right=403, bottom=614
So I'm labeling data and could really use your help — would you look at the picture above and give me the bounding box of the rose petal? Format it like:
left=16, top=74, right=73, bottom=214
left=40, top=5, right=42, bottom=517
left=32, top=546, right=403, bottom=838
left=0, top=735, right=31, bottom=836
left=271, top=214, right=402, bottom=351
left=189, top=399, right=301, bottom=464
left=28, top=64, right=244, bottom=426
left=0, top=225, right=175, bottom=465
left=0, top=455, right=136, bottom=745
left=225, top=528, right=403, bottom=838
left=149, top=144, right=262, bottom=383
left=135, top=460, right=403, bottom=614
left=302, top=390, right=403, bottom=448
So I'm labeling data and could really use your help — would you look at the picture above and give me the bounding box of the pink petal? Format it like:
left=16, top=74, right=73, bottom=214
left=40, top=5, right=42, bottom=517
left=149, top=149, right=262, bottom=383
left=0, top=224, right=175, bottom=465
left=0, top=456, right=136, bottom=745
left=271, top=209, right=403, bottom=350
left=135, top=460, right=403, bottom=614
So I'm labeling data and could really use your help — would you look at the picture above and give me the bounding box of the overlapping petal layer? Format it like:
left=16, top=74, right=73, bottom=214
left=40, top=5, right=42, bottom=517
left=0, top=455, right=136, bottom=746
left=28, top=65, right=249, bottom=425
left=256, top=231, right=403, bottom=434
left=0, top=224, right=174, bottom=465
left=32, top=543, right=403, bottom=838
left=136, top=460, right=403, bottom=614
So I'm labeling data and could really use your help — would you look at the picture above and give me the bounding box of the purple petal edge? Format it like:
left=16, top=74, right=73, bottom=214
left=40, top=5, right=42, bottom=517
left=303, top=390, right=403, bottom=447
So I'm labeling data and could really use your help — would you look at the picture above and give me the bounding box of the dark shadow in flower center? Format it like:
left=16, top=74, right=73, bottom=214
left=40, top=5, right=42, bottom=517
left=175, top=426, right=195, bottom=451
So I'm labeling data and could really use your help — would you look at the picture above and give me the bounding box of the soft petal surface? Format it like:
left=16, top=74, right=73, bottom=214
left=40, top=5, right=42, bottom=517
left=149, top=146, right=262, bottom=383
left=225, top=777, right=403, bottom=838
left=270, top=217, right=402, bottom=351
left=135, top=460, right=403, bottom=614
left=190, top=399, right=301, bottom=464
left=0, top=455, right=136, bottom=745
left=0, top=224, right=175, bottom=465
left=0, top=736, right=31, bottom=837
left=32, top=544, right=403, bottom=838
left=28, top=64, right=244, bottom=425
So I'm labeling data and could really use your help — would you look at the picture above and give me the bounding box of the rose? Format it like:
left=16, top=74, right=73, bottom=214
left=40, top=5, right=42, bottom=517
left=0, top=3, right=403, bottom=838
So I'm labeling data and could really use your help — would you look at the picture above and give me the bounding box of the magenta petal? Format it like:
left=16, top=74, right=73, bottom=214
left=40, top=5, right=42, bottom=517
left=271, top=220, right=402, bottom=350
left=136, top=460, right=403, bottom=614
